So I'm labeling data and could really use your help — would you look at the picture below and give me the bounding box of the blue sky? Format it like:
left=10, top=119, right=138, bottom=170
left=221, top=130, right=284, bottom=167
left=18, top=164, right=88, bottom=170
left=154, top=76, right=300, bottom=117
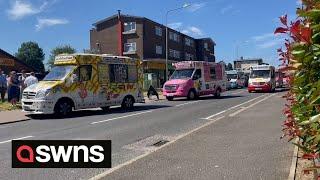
left=0, top=0, right=299, bottom=68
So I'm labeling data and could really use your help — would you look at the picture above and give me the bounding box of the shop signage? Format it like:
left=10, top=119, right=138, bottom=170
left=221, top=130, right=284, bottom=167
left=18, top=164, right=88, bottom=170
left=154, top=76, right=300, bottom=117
left=0, top=58, right=14, bottom=66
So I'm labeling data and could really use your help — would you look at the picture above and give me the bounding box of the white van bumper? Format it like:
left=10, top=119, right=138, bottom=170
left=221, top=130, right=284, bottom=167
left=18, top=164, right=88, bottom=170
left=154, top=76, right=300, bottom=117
left=21, top=99, right=55, bottom=114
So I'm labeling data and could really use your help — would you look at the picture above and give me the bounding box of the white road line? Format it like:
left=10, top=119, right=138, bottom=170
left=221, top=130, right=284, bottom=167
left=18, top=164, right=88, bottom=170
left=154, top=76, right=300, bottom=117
left=88, top=116, right=225, bottom=180
left=229, top=94, right=276, bottom=117
left=204, top=94, right=266, bottom=120
left=0, top=136, right=33, bottom=145
left=90, top=110, right=154, bottom=125
left=175, top=100, right=200, bottom=107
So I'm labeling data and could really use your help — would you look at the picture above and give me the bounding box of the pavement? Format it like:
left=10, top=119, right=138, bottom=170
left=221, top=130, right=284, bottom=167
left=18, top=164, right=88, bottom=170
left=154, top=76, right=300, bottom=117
left=102, top=90, right=292, bottom=180
left=0, top=110, right=30, bottom=125
left=0, top=88, right=293, bottom=180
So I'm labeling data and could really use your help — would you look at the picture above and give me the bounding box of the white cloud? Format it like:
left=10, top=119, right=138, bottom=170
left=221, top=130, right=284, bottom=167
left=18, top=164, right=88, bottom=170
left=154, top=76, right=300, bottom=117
left=296, top=0, right=302, bottom=6
left=168, top=22, right=183, bottom=29
left=187, top=2, right=207, bottom=12
left=35, top=18, right=69, bottom=31
left=182, top=26, right=204, bottom=37
left=252, top=33, right=276, bottom=42
left=220, top=5, right=233, bottom=14
left=7, top=0, right=48, bottom=20
left=256, top=39, right=283, bottom=49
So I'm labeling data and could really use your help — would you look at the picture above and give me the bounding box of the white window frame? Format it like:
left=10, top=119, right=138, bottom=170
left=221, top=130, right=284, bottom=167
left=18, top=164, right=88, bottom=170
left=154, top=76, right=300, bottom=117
left=156, top=45, right=162, bottom=54
left=169, top=32, right=174, bottom=40
left=124, top=42, right=136, bottom=53
left=155, top=26, right=162, bottom=36
left=123, top=22, right=136, bottom=32
left=169, top=49, right=174, bottom=57
left=204, top=42, right=208, bottom=50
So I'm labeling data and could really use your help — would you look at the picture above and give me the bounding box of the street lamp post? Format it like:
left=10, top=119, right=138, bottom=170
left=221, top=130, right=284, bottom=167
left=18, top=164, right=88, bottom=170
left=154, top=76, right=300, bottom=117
left=165, top=4, right=190, bottom=81
left=235, top=40, right=249, bottom=60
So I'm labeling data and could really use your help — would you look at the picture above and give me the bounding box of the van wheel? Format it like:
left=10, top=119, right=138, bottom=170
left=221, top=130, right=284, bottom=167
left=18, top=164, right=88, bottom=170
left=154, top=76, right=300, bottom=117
left=166, top=96, right=174, bottom=101
left=187, top=90, right=197, bottom=100
left=54, top=100, right=72, bottom=117
left=101, top=106, right=110, bottom=112
left=215, top=88, right=221, bottom=98
left=122, top=96, right=134, bottom=110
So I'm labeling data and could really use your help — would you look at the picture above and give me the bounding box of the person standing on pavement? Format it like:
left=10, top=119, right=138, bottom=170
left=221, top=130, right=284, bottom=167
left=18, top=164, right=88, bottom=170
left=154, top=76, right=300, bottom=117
left=0, top=69, right=7, bottom=102
left=24, top=72, right=38, bottom=87
left=19, top=70, right=27, bottom=101
left=7, top=71, right=20, bottom=106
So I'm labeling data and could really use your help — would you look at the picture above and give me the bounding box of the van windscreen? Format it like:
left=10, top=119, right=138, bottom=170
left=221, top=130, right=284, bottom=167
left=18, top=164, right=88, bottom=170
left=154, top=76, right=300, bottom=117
left=43, top=65, right=75, bottom=81
left=250, top=70, right=270, bottom=78
left=170, top=69, right=194, bottom=79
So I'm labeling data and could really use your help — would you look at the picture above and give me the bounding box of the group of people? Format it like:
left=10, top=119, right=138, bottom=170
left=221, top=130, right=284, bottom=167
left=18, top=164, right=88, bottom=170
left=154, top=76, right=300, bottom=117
left=0, top=69, right=38, bottom=105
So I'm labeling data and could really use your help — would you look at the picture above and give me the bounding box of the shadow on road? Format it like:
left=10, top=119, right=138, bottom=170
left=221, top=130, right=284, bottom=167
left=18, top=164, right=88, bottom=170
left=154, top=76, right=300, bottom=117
left=28, top=104, right=171, bottom=120
left=169, top=95, right=243, bottom=102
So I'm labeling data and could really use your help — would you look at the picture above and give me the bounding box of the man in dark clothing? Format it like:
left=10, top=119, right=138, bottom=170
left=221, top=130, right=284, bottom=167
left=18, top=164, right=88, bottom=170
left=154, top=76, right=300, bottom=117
left=147, top=85, right=159, bottom=100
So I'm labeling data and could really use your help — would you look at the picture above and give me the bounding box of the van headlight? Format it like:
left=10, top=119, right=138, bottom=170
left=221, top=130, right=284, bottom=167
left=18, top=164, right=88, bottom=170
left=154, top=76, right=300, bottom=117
left=35, top=89, right=51, bottom=99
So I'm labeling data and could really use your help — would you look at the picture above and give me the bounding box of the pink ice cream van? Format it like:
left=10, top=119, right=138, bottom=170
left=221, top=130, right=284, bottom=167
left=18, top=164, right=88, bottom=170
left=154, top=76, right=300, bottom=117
left=163, top=61, right=227, bottom=101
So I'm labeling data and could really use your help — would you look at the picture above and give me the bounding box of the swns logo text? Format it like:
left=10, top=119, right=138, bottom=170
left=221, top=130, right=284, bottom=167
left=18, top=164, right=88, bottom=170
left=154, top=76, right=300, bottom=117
left=12, top=140, right=111, bottom=168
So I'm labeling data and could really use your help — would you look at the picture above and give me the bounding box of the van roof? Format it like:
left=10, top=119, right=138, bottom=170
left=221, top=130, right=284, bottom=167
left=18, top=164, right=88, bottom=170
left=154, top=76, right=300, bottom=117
left=56, top=53, right=132, bottom=59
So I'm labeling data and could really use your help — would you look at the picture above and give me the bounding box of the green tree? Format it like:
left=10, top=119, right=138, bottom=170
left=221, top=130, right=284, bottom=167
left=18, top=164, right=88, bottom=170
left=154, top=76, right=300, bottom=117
left=15, top=41, right=45, bottom=73
left=48, top=45, right=76, bottom=68
left=226, top=63, right=233, bottom=71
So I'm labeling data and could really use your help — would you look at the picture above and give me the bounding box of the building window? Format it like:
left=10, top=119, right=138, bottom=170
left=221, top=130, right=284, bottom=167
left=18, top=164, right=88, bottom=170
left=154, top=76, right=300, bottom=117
left=204, top=42, right=208, bottom=50
left=174, top=50, right=180, bottom=58
left=169, top=49, right=180, bottom=58
left=204, top=56, right=208, bottom=61
left=155, top=26, right=162, bottom=36
left=169, top=32, right=174, bottom=40
left=156, top=45, right=162, bottom=54
left=185, top=38, right=193, bottom=47
left=185, top=53, right=194, bottom=60
left=124, top=42, right=136, bottom=52
left=169, top=49, right=174, bottom=58
left=124, top=22, right=136, bottom=32
left=173, top=33, right=179, bottom=42
left=169, top=32, right=179, bottom=42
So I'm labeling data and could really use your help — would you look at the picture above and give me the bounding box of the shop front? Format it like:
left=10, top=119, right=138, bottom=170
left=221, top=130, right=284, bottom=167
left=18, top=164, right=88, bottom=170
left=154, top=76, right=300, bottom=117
left=142, top=59, right=175, bottom=89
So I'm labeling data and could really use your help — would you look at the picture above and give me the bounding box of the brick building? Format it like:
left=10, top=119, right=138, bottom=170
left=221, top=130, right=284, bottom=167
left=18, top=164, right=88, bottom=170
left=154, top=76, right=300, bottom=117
left=234, top=57, right=264, bottom=74
left=0, top=49, right=35, bottom=74
left=90, top=13, right=216, bottom=88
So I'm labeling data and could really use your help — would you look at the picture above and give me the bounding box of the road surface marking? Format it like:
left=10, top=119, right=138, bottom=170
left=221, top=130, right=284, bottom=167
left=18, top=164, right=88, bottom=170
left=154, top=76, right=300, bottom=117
left=175, top=100, right=200, bottom=107
left=204, top=94, right=266, bottom=120
left=229, top=94, right=276, bottom=117
left=89, top=116, right=225, bottom=180
left=90, top=110, right=154, bottom=125
left=0, top=136, right=33, bottom=145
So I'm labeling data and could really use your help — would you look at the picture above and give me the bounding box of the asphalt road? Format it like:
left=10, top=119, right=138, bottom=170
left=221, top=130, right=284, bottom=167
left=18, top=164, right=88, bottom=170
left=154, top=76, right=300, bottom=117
left=0, top=89, right=291, bottom=180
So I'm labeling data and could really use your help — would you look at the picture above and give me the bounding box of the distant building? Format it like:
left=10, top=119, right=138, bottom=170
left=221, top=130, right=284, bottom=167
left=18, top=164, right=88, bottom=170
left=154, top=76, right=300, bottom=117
left=0, top=48, right=35, bottom=74
left=90, top=12, right=216, bottom=88
left=234, top=57, right=264, bottom=73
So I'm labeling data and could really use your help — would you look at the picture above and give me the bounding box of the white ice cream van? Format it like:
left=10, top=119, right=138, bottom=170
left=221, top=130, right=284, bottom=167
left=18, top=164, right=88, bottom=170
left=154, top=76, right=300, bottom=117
left=21, top=54, right=144, bottom=116
left=248, top=65, right=276, bottom=93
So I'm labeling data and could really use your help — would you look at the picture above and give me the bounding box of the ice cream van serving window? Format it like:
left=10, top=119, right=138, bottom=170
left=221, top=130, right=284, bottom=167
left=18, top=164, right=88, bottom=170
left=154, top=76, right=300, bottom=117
left=109, top=64, right=137, bottom=83
left=75, top=65, right=92, bottom=82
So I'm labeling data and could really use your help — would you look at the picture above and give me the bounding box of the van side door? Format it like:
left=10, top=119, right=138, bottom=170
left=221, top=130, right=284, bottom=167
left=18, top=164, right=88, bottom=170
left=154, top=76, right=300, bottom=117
left=96, top=63, right=112, bottom=107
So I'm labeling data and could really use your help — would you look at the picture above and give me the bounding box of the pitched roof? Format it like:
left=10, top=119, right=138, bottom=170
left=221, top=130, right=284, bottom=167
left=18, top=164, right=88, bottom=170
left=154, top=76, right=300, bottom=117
left=0, top=48, right=36, bottom=71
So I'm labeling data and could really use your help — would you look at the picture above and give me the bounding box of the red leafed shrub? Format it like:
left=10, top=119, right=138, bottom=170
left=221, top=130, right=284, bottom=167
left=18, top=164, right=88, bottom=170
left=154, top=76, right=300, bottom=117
left=276, top=0, right=320, bottom=170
